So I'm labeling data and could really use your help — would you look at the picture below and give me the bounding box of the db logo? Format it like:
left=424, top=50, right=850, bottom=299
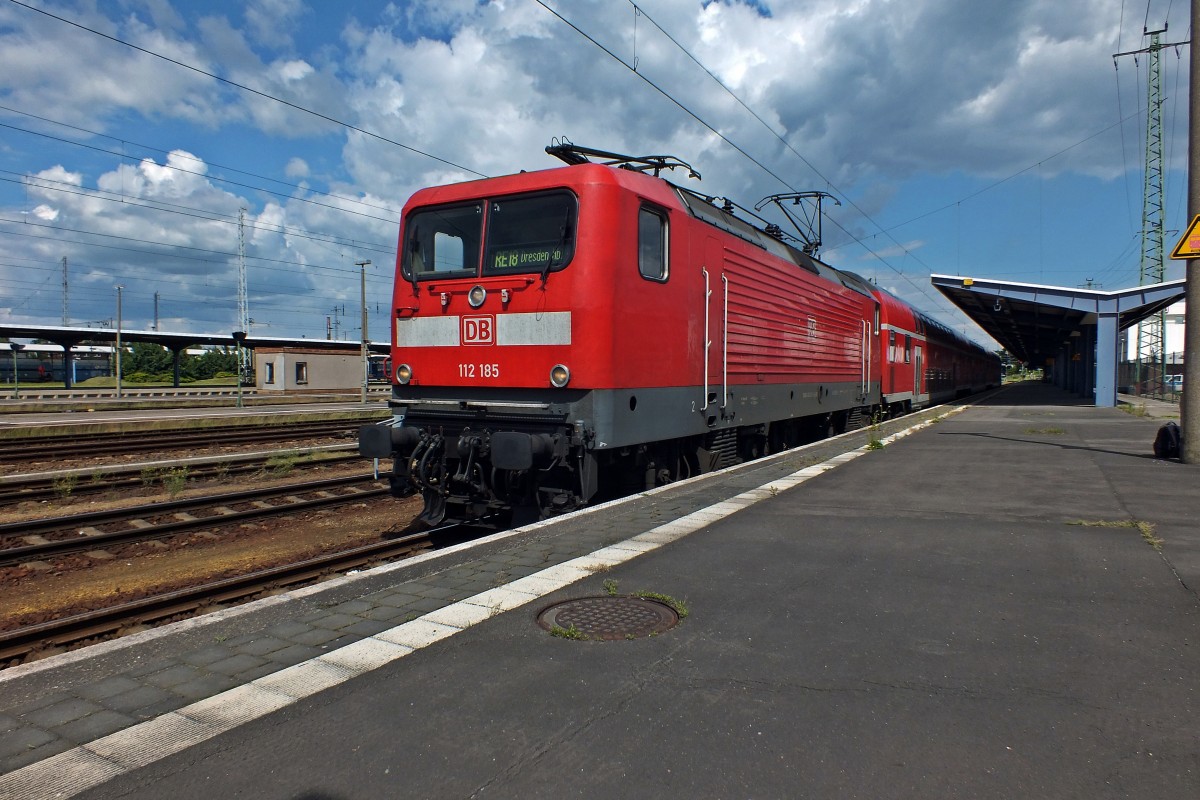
left=461, top=315, right=495, bottom=345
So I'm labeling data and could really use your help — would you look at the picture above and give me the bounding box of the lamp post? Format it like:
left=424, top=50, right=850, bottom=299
left=232, top=331, right=247, bottom=409
left=114, top=285, right=124, bottom=399
left=355, top=259, right=371, bottom=404
left=9, top=342, right=22, bottom=399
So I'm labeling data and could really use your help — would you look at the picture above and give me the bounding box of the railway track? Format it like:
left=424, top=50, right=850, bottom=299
left=0, top=418, right=378, bottom=463
left=0, top=525, right=454, bottom=665
left=0, top=448, right=364, bottom=505
left=0, top=475, right=388, bottom=567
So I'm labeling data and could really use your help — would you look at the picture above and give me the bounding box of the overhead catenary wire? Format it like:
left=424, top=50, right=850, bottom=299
left=0, top=106, right=404, bottom=222
left=5, top=0, right=489, bottom=180
left=538, top=0, right=976, bottom=330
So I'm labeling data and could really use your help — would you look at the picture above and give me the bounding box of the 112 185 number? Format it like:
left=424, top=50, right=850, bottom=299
left=458, top=363, right=500, bottom=379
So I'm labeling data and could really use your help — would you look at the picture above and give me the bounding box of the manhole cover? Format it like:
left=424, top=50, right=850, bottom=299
left=537, top=596, right=680, bottom=640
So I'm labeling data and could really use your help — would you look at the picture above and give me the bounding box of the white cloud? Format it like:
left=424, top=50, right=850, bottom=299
left=0, top=0, right=1172, bottom=339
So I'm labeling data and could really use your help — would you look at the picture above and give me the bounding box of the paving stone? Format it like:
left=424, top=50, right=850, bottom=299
left=264, top=620, right=314, bottom=639
left=73, top=675, right=143, bottom=702
left=289, top=627, right=346, bottom=647
left=401, top=596, right=448, bottom=614
left=179, top=644, right=236, bottom=667
left=207, top=653, right=269, bottom=677
left=0, top=725, right=56, bottom=760
left=3, top=736, right=74, bottom=773
left=341, top=619, right=392, bottom=638
left=56, top=709, right=137, bottom=745
left=25, top=697, right=104, bottom=729
left=122, top=659, right=169, bottom=678
left=364, top=591, right=424, bottom=609
left=407, top=584, right=456, bottom=600
left=234, top=636, right=293, bottom=657
left=104, top=685, right=176, bottom=716
left=170, top=673, right=241, bottom=703
left=316, top=634, right=360, bottom=652
left=142, top=664, right=205, bottom=690
left=264, top=643, right=324, bottom=666
left=359, top=604, right=412, bottom=622
left=329, top=600, right=374, bottom=616
left=6, top=690, right=73, bottom=717
left=232, top=661, right=282, bottom=683
left=308, top=613, right=362, bottom=631
left=218, top=632, right=263, bottom=649
left=0, top=712, right=21, bottom=735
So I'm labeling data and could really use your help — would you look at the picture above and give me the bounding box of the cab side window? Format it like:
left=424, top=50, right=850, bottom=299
left=638, top=206, right=668, bottom=281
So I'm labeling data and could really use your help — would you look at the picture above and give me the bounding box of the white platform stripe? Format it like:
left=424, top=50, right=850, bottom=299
left=0, top=410, right=960, bottom=799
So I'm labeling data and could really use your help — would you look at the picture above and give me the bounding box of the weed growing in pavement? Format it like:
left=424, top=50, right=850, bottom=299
left=265, top=453, right=298, bottom=476
left=1118, top=403, right=1149, bottom=418
left=1024, top=427, right=1065, bottom=435
left=634, top=591, right=689, bottom=619
left=139, top=466, right=157, bottom=487
left=866, top=411, right=884, bottom=450
left=549, top=624, right=586, bottom=640
left=214, top=461, right=232, bottom=480
left=53, top=473, right=78, bottom=498
left=89, top=468, right=106, bottom=484
left=162, top=467, right=189, bottom=498
left=1067, top=519, right=1163, bottom=551
left=603, top=578, right=619, bottom=596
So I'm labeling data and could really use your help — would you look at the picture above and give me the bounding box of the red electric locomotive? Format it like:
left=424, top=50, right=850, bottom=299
left=360, top=143, right=999, bottom=525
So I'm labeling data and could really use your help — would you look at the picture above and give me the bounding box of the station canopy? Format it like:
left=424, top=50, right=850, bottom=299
left=930, top=275, right=1185, bottom=366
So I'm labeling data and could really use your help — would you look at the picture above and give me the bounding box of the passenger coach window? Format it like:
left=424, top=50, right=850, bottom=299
left=638, top=206, right=668, bottom=281
left=484, top=192, right=576, bottom=276
left=402, top=203, right=482, bottom=280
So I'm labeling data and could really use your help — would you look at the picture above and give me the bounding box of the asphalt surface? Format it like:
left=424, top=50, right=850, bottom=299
left=3, top=382, right=1197, bottom=799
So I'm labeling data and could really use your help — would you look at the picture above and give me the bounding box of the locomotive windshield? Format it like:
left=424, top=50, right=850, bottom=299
left=483, top=192, right=576, bottom=275
left=403, top=202, right=482, bottom=280
left=401, top=192, right=576, bottom=281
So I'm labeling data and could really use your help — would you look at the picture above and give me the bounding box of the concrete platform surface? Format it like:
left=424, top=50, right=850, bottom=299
left=1, top=382, right=1196, bottom=799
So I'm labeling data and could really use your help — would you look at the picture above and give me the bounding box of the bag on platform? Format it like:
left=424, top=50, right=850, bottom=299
left=1153, top=421, right=1181, bottom=460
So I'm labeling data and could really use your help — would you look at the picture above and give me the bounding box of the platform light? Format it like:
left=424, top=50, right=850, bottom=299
left=468, top=285, right=487, bottom=308
left=550, top=364, right=570, bottom=388
left=395, top=363, right=413, bottom=385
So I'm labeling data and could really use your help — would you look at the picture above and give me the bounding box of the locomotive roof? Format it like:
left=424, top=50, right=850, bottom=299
left=404, top=160, right=878, bottom=303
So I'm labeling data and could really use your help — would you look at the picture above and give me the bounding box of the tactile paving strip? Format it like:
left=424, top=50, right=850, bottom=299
left=536, top=596, right=679, bottom=640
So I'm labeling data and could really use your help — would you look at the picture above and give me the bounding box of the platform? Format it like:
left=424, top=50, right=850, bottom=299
left=1, top=382, right=1197, bottom=798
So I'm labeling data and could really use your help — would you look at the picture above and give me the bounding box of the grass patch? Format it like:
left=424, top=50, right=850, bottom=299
left=603, top=578, right=619, bottom=596
left=633, top=591, right=689, bottom=619
left=1117, top=403, right=1149, bottom=417
left=265, top=453, right=299, bottom=476
left=53, top=473, right=78, bottom=498
left=162, top=466, right=189, bottom=498
left=548, top=624, right=586, bottom=640
left=1067, top=519, right=1163, bottom=551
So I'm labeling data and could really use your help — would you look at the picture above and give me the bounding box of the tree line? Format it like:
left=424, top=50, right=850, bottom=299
left=119, top=342, right=241, bottom=383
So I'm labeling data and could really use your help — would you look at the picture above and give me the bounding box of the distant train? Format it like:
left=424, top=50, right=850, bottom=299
left=360, top=143, right=999, bottom=525
left=1, top=345, right=113, bottom=384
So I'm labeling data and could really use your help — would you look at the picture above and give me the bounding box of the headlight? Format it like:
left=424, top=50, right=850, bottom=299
left=468, top=285, right=487, bottom=308
left=395, top=364, right=413, bottom=385
left=550, top=364, right=570, bottom=388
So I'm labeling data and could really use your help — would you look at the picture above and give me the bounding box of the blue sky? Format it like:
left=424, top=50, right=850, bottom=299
left=0, top=0, right=1192, bottom=346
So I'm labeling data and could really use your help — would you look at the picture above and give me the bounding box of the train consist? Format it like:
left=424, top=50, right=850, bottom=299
left=360, top=143, right=999, bottom=525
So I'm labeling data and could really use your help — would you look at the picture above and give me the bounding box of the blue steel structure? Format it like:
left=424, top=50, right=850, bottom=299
left=931, top=275, right=1186, bottom=407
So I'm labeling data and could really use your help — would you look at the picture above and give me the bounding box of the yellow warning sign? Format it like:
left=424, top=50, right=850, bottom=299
left=1170, top=215, right=1200, bottom=259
